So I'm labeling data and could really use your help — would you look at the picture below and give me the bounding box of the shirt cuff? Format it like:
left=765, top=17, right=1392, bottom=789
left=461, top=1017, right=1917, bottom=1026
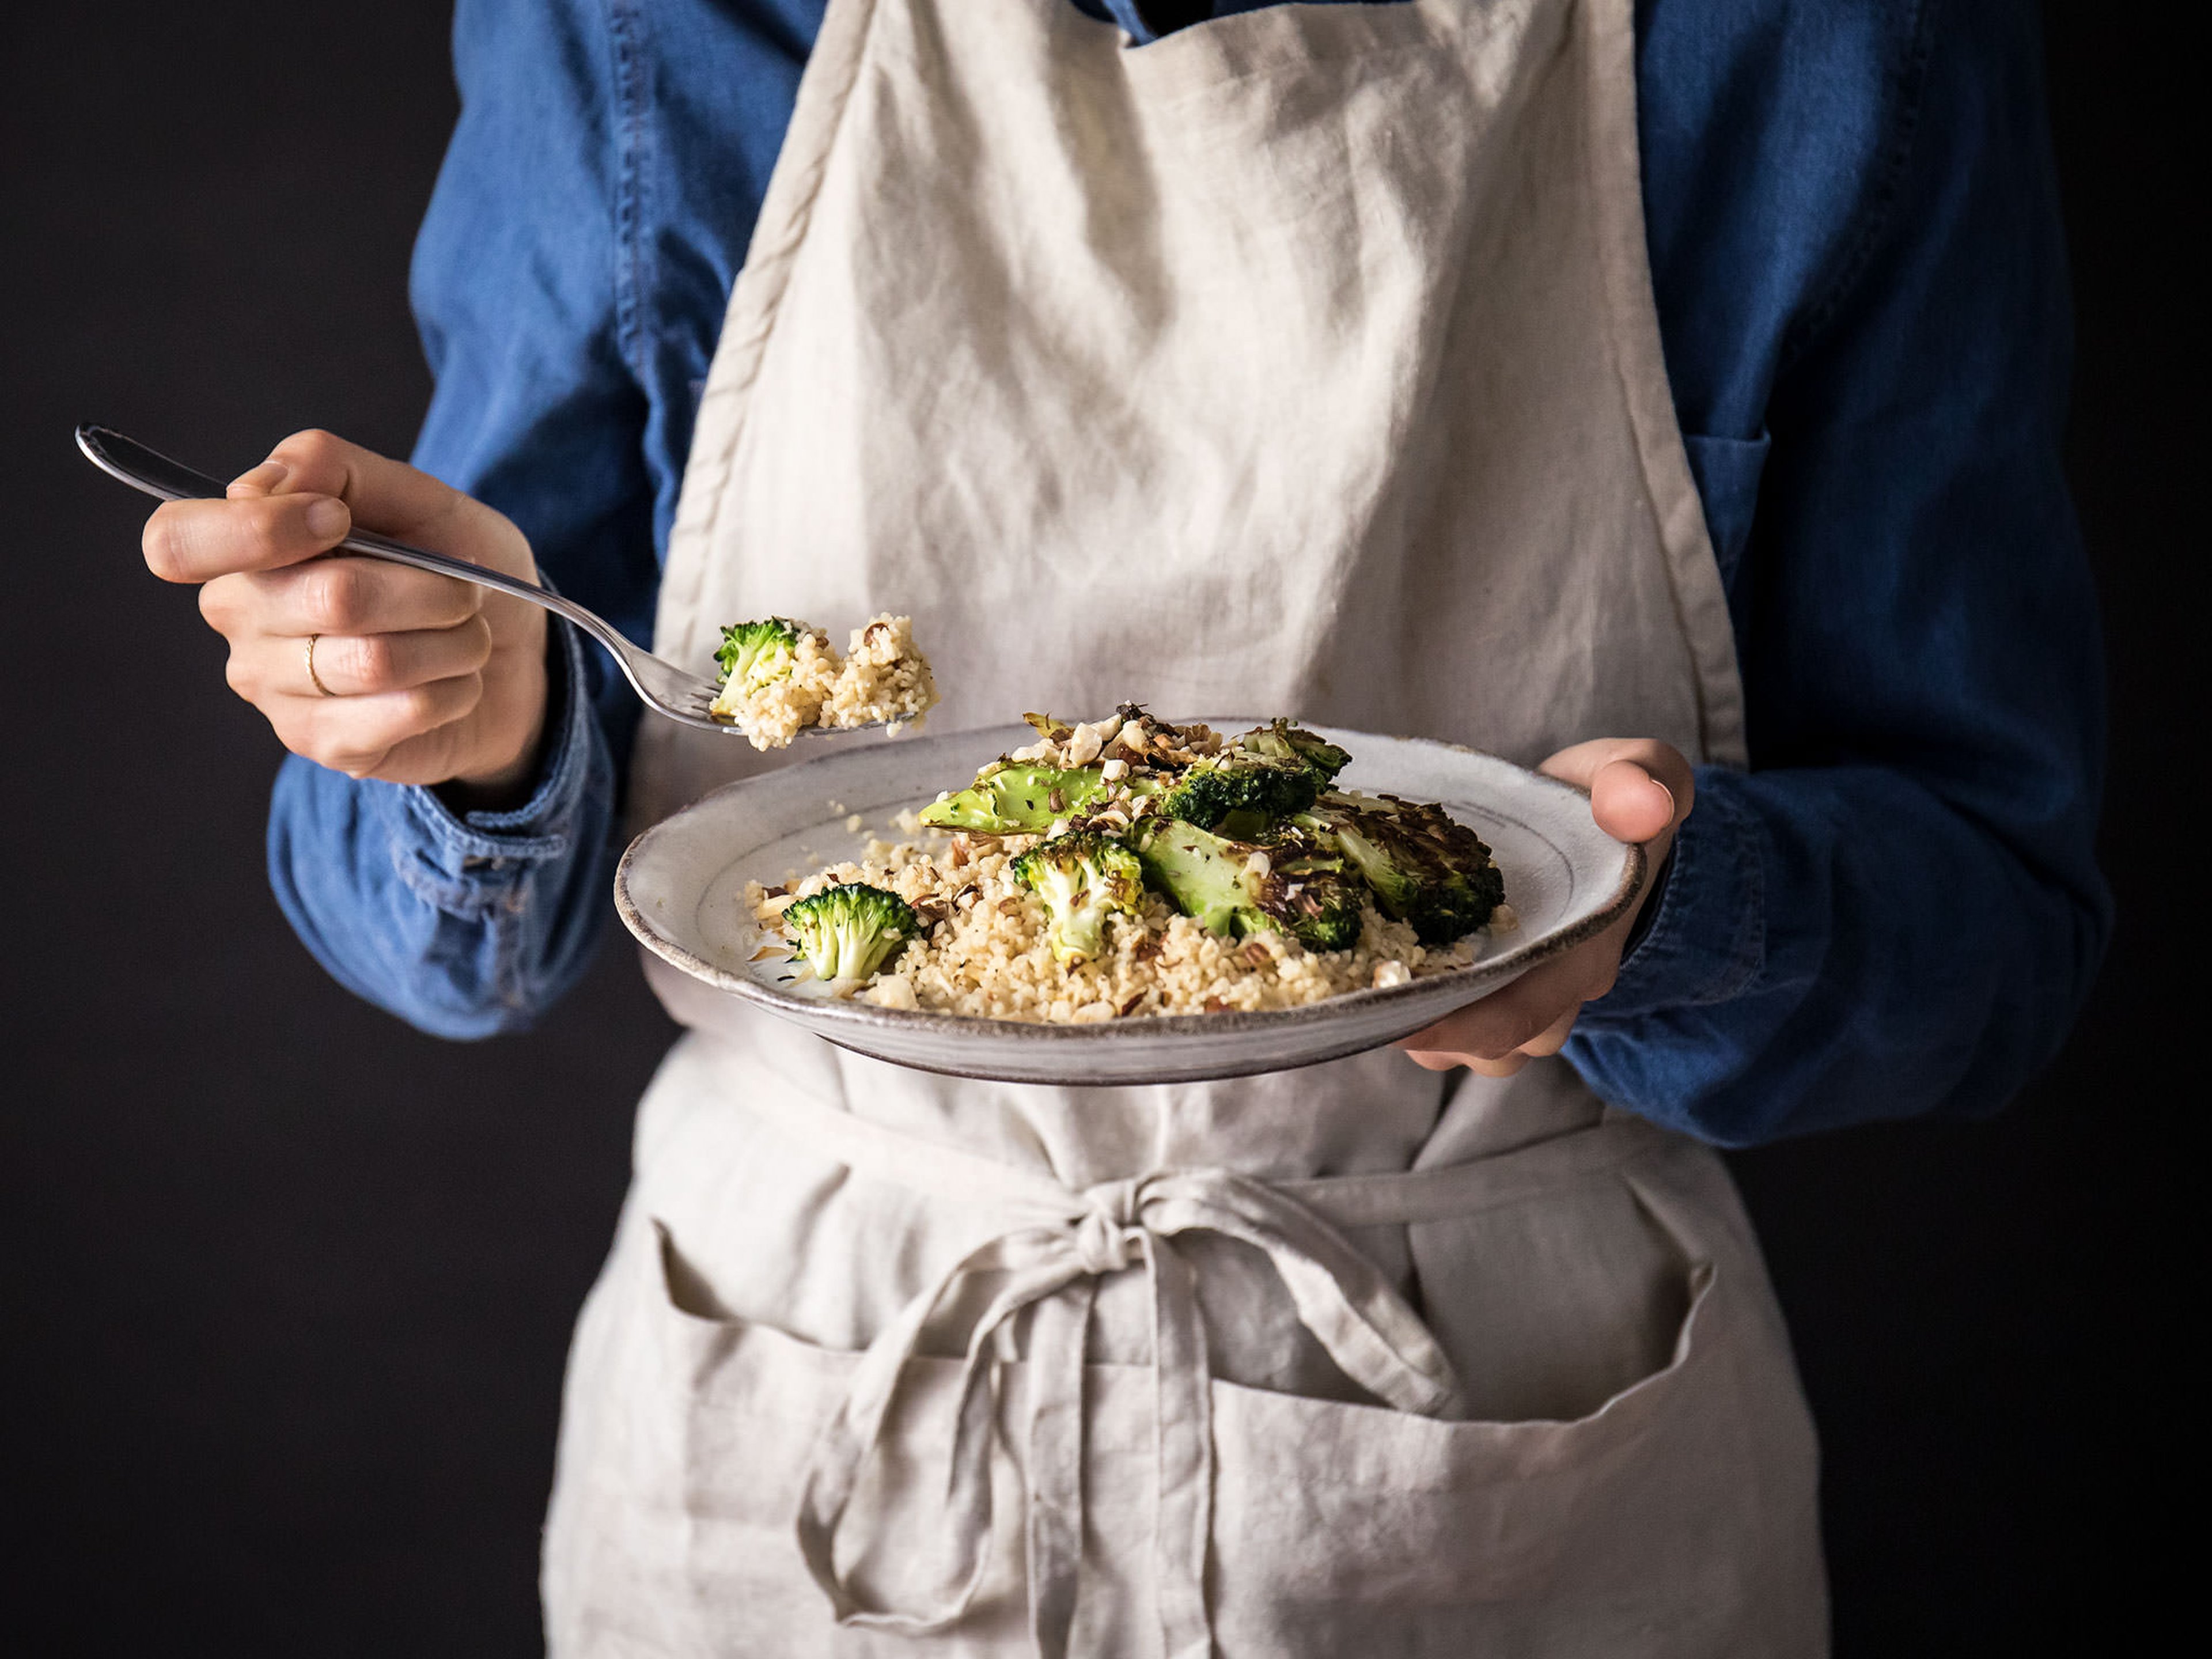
left=1580, top=766, right=1766, bottom=1021
left=369, top=619, right=597, bottom=915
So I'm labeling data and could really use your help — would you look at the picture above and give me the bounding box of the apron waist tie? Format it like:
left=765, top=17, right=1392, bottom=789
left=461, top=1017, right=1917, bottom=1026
left=794, top=1166, right=1459, bottom=1659
left=737, top=1074, right=1665, bottom=1659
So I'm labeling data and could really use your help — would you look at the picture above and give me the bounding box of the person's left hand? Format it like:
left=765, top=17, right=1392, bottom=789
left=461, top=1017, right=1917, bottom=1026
left=1397, top=738, right=1692, bottom=1077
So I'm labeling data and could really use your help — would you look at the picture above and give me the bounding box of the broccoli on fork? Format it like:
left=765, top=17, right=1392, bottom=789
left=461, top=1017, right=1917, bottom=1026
left=708, top=617, right=813, bottom=719
left=782, top=882, right=922, bottom=983
left=1134, top=819, right=1365, bottom=951
left=1011, top=831, right=1146, bottom=962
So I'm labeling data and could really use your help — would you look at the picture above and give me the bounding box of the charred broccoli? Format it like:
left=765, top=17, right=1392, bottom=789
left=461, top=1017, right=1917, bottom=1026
left=713, top=617, right=809, bottom=695
left=1305, top=797, right=1504, bottom=945
left=1156, top=722, right=1351, bottom=834
left=918, top=763, right=1110, bottom=833
left=1236, top=720, right=1351, bottom=782
left=1156, top=753, right=1325, bottom=834
left=1134, top=820, right=1365, bottom=951
left=782, top=882, right=922, bottom=982
left=1010, top=831, right=1146, bottom=962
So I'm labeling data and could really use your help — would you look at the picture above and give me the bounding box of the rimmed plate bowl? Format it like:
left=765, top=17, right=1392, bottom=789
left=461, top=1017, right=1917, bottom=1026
left=615, top=720, right=1642, bottom=1086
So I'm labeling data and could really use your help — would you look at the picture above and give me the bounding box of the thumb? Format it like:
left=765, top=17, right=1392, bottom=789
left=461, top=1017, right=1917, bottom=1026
left=1539, top=738, right=1694, bottom=846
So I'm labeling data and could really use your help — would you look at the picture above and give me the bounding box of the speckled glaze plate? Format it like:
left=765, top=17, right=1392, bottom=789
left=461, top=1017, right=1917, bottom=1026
left=615, top=721, right=1643, bottom=1085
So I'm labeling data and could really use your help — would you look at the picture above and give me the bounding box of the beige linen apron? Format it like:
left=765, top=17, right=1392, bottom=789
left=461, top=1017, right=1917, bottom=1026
left=547, top=0, right=1827, bottom=1653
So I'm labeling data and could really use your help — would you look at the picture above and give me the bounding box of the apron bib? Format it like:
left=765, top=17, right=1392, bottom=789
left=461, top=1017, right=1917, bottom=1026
left=548, top=1, right=1825, bottom=1653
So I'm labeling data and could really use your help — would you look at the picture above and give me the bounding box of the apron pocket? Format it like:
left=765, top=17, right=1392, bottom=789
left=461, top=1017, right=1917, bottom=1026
left=642, top=1221, right=866, bottom=1634
left=1208, top=1247, right=1720, bottom=1616
left=1206, top=1158, right=1820, bottom=1654
left=641, top=1221, right=1035, bottom=1645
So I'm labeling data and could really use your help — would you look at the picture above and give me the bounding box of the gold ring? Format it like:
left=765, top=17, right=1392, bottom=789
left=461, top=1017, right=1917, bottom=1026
left=305, top=633, right=335, bottom=698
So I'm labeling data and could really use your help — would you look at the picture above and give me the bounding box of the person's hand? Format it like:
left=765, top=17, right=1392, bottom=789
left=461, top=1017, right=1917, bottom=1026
left=1397, top=738, right=1692, bottom=1077
left=142, top=430, right=549, bottom=805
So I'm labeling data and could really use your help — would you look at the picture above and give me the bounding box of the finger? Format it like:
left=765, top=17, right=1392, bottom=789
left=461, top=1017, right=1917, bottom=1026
left=1517, top=1003, right=1582, bottom=1059
left=1537, top=738, right=1694, bottom=847
left=241, top=618, right=494, bottom=701
left=1589, top=759, right=1676, bottom=846
left=1401, top=1047, right=1529, bottom=1078
left=209, top=555, right=484, bottom=639
left=1403, top=1048, right=1464, bottom=1072
left=144, top=491, right=352, bottom=584
left=1464, top=1052, right=1531, bottom=1077
left=255, top=429, right=528, bottom=576
left=225, top=459, right=292, bottom=499
left=1398, top=952, right=1594, bottom=1061
left=269, top=675, right=487, bottom=777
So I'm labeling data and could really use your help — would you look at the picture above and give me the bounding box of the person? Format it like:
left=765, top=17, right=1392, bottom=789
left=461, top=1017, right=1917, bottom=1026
left=138, top=0, right=2107, bottom=1652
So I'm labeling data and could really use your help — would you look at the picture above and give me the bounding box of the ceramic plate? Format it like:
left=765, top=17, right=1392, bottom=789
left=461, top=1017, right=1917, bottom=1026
left=615, top=720, right=1643, bottom=1086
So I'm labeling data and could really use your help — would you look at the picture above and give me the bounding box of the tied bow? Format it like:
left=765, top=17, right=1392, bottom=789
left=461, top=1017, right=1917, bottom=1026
left=794, top=1167, right=1461, bottom=1659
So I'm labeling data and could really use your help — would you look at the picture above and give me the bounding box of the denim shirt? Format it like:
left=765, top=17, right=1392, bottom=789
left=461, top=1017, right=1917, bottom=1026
left=268, top=0, right=2110, bottom=1146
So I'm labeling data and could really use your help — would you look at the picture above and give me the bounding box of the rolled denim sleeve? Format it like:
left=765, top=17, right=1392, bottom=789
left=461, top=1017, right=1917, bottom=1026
left=268, top=622, right=615, bottom=1037
left=263, top=0, right=653, bottom=1036
left=1571, top=0, right=2112, bottom=1142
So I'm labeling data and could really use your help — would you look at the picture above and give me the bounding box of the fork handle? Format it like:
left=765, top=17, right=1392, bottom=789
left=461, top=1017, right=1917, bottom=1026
left=75, top=424, right=632, bottom=660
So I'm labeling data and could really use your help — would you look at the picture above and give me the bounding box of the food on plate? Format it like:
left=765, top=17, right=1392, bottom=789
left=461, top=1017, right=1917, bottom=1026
left=781, top=882, right=924, bottom=983
left=745, top=707, right=1517, bottom=1023
left=706, top=613, right=937, bottom=748
left=1012, top=830, right=1147, bottom=963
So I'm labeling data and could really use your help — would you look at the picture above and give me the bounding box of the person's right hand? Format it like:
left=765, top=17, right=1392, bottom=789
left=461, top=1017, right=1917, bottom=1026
left=142, top=430, right=551, bottom=805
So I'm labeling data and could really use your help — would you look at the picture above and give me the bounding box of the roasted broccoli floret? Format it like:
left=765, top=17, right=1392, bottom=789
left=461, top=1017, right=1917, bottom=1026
left=1156, top=752, right=1327, bottom=834
left=1154, top=722, right=1351, bottom=834
left=1010, top=831, right=1146, bottom=962
left=782, top=882, right=922, bottom=982
left=713, top=617, right=808, bottom=694
left=1134, top=820, right=1365, bottom=951
left=1235, top=720, right=1351, bottom=782
left=918, top=764, right=1109, bottom=833
left=1306, top=798, right=1505, bottom=945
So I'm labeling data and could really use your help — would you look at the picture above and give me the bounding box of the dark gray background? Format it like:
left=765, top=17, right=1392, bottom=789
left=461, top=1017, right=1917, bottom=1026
left=0, top=4, right=2188, bottom=1653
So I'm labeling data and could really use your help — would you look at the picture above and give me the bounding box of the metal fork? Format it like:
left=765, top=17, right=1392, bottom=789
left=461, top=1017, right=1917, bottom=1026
left=78, top=424, right=880, bottom=737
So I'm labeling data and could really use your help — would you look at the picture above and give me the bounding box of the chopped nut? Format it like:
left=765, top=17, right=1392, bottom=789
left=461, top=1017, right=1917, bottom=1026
left=1048, top=788, right=1066, bottom=813
left=1241, top=940, right=1272, bottom=968
left=866, top=975, right=919, bottom=1011
left=1243, top=851, right=1272, bottom=879
left=1203, top=996, right=1228, bottom=1013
